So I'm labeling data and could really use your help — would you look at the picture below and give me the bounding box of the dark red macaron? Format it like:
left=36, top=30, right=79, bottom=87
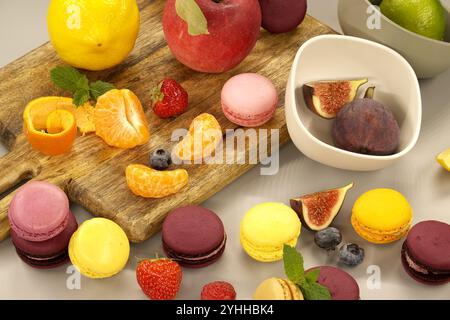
left=401, top=220, right=450, bottom=285
left=162, top=206, right=226, bottom=268
left=11, top=211, right=78, bottom=269
left=306, top=266, right=360, bottom=300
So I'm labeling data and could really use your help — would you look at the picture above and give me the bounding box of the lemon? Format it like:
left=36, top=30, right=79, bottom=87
left=380, top=0, right=447, bottom=41
left=437, top=148, right=450, bottom=171
left=48, top=0, right=140, bottom=71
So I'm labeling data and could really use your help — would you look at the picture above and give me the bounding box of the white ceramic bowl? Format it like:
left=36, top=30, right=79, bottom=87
left=285, top=35, right=422, bottom=171
left=338, top=0, right=450, bottom=79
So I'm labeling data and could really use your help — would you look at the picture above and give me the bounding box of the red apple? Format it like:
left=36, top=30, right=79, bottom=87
left=163, top=0, right=262, bottom=73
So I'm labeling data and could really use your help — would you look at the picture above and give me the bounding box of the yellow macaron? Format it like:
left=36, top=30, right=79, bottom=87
left=69, top=217, right=130, bottom=278
left=253, top=278, right=304, bottom=300
left=240, top=202, right=301, bottom=262
left=351, top=189, right=412, bottom=244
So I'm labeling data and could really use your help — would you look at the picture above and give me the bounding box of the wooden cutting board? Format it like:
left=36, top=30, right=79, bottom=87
left=0, top=0, right=335, bottom=243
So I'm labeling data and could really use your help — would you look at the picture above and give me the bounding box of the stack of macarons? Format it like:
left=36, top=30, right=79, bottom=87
left=253, top=278, right=303, bottom=300
left=401, top=220, right=450, bottom=285
left=8, top=181, right=78, bottom=268
left=221, top=73, right=278, bottom=127
left=240, top=202, right=301, bottom=262
left=306, top=266, right=360, bottom=300
left=162, top=206, right=226, bottom=268
left=351, top=189, right=412, bottom=244
left=69, top=217, right=130, bottom=278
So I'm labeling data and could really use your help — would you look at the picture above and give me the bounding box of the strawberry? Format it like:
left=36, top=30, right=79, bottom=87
left=136, top=258, right=182, bottom=300
left=201, top=281, right=236, bottom=300
left=151, top=79, right=188, bottom=118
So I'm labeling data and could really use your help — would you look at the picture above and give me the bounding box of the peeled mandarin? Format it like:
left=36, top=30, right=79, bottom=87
left=94, top=89, right=150, bottom=149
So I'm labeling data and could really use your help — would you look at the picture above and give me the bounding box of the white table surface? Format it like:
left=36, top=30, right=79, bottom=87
left=0, top=0, right=449, bottom=300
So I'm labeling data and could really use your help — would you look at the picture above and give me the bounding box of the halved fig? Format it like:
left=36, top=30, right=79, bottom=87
left=290, top=183, right=354, bottom=231
left=303, top=79, right=368, bottom=119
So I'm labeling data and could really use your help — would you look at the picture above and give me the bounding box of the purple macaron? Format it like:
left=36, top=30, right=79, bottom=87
left=401, top=220, right=450, bottom=285
left=306, top=266, right=360, bottom=300
left=11, top=211, right=78, bottom=269
left=9, top=181, right=70, bottom=242
left=162, top=206, right=227, bottom=268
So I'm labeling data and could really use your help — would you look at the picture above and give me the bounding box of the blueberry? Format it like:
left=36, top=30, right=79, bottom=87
left=314, top=227, right=342, bottom=250
left=150, top=149, right=171, bottom=170
left=339, top=243, right=364, bottom=266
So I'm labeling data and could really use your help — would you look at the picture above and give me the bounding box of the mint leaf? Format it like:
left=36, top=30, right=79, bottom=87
left=51, top=66, right=86, bottom=93
left=300, top=281, right=331, bottom=300
left=50, top=66, right=116, bottom=106
left=283, top=244, right=304, bottom=284
left=90, top=81, right=115, bottom=100
left=73, top=89, right=90, bottom=106
left=305, top=268, right=321, bottom=283
left=175, top=0, right=209, bottom=36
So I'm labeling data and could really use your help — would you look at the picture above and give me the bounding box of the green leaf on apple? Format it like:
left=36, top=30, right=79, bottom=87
left=175, top=0, right=209, bottom=36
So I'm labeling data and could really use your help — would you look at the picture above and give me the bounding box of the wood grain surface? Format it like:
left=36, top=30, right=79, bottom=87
left=0, top=0, right=336, bottom=242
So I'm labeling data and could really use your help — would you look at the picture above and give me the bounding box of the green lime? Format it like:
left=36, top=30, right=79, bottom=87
left=380, top=0, right=447, bottom=41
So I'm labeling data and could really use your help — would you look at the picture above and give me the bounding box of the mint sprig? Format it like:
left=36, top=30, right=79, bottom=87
left=50, top=66, right=115, bottom=106
left=90, top=81, right=116, bottom=100
left=283, top=245, right=331, bottom=300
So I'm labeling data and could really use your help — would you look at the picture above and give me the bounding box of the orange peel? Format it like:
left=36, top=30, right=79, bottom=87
left=23, top=97, right=78, bottom=155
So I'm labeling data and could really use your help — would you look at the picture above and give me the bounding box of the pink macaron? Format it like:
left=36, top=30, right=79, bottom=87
left=8, top=181, right=70, bottom=242
left=221, top=73, right=278, bottom=127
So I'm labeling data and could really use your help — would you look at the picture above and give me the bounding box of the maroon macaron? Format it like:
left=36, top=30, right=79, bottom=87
left=162, top=206, right=226, bottom=268
left=306, top=266, right=360, bottom=300
left=11, top=211, right=78, bottom=269
left=401, top=220, right=450, bottom=285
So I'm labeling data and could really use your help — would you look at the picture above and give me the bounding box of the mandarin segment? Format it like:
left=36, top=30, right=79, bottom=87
left=173, top=113, right=222, bottom=162
left=126, top=164, right=188, bottom=198
left=72, top=103, right=96, bottom=135
left=94, top=89, right=150, bottom=148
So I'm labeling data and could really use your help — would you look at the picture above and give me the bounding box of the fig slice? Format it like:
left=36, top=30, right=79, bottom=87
left=290, top=183, right=354, bottom=231
left=303, top=79, right=368, bottom=119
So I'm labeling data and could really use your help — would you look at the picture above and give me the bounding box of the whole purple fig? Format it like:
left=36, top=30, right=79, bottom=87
left=333, top=88, right=400, bottom=156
